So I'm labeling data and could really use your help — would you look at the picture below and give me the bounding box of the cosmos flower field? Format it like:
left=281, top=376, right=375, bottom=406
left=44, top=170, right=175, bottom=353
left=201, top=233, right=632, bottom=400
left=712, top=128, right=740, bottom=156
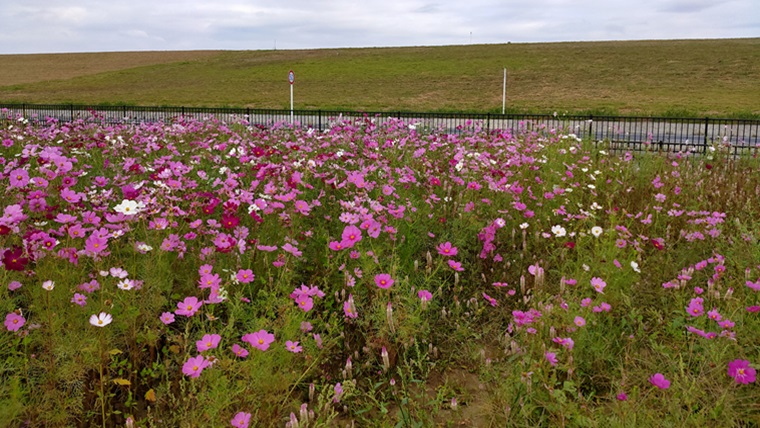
left=2, top=113, right=760, bottom=427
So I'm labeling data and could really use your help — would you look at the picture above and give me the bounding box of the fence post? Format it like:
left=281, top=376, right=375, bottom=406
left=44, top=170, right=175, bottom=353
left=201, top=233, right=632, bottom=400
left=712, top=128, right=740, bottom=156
left=486, top=113, right=491, bottom=133
left=588, top=114, right=593, bottom=140
left=703, top=117, right=709, bottom=154
left=318, top=110, right=322, bottom=131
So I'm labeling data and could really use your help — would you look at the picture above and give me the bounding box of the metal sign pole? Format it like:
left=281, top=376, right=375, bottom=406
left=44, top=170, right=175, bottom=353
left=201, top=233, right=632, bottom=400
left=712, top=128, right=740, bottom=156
left=288, top=70, right=295, bottom=125
left=502, top=67, right=506, bottom=115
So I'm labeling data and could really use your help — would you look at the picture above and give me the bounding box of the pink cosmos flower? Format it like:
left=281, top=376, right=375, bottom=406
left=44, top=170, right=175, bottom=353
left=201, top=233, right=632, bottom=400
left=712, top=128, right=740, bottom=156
left=328, top=240, right=345, bottom=251
left=590, top=277, right=606, bottom=294
left=374, top=273, right=394, bottom=289
left=160, top=312, right=175, bottom=325
left=198, top=273, right=221, bottom=289
left=418, top=290, right=432, bottom=302
left=436, top=242, right=458, bottom=257
left=232, top=343, right=249, bottom=358
left=71, top=293, right=87, bottom=307
left=84, top=233, right=108, bottom=255
left=574, top=316, right=586, bottom=327
left=707, top=308, right=722, bottom=322
left=5, top=312, right=25, bottom=332
left=230, top=411, right=251, bottom=428
left=8, top=281, right=22, bottom=291
left=552, top=337, right=575, bottom=350
left=295, top=295, right=314, bottom=312
left=343, top=294, right=358, bottom=319
left=236, top=269, right=255, bottom=283
left=746, top=280, right=760, bottom=292
left=649, top=373, right=670, bottom=389
left=341, top=225, right=362, bottom=247
left=285, top=340, right=303, bottom=353
left=282, top=243, right=302, bottom=257
left=482, top=293, right=498, bottom=307
left=447, top=260, right=464, bottom=271
left=175, top=296, right=202, bottom=317
left=8, top=168, right=29, bottom=188
left=182, top=355, right=210, bottom=378
left=300, top=321, right=313, bottom=332
left=196, top=334, right=222, bottom=352
left=727, top=359, right=756, bottom=384
left=241, top=330, right=275, bottom=351
left=545, top=351, right=558, bottom=366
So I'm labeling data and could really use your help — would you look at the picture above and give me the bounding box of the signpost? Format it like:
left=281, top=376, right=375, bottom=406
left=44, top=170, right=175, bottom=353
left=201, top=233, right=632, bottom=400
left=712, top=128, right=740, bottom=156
left=502, top=67, right=507, bottom=115
left=288, top=70, right=295, bottom=124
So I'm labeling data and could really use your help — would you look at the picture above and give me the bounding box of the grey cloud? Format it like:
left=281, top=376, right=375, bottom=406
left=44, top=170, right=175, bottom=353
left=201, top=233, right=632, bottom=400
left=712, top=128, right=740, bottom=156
left=0, top=0, right=757, bottom=54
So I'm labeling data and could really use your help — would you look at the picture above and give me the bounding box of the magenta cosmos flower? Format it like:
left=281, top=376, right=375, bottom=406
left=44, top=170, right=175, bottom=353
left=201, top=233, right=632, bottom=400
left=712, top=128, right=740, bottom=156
left=230, top=411, right=251, bottom=428
left=182, top=355, right=210, bottom=378
left=175, top=296, right=202, bottom=317
left=727, top=359, right=756, bottom=384
left=5, top=312, right=25, bottom=332
left=241, top=329, right=275, bottom=351
left=436, top=242, right=458, bottom=257
left=418, top=289, right=432, bottom=301
left=447, top=260, right=464, bottom=271
left=374, top=273, right=394, bottom=289
left=649, top=373, right=671, bottom=389
left=686, top=297, right=704, bottom=317
left=545, top=351, right=558, bottom=367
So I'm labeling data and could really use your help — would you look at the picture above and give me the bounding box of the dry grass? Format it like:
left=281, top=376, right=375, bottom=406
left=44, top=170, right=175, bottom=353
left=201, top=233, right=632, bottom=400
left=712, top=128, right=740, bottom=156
left=0, top=39, right=758, bottom=117
left=0, top=51, right=220, bottom=86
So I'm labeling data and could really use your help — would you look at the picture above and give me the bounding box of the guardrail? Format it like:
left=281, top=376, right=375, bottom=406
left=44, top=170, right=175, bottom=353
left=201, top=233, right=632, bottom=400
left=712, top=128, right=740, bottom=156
left=2, top=103, right=759, bottom=155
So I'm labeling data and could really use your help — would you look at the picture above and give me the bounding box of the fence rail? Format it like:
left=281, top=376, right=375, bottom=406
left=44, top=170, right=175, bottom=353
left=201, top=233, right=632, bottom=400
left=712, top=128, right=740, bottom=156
left=2, top=103, right=759, bottom=155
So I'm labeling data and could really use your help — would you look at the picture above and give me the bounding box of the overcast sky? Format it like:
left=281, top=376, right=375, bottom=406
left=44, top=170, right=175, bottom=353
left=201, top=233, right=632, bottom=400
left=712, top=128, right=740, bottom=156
left=1, top=0, right=757, bottom=54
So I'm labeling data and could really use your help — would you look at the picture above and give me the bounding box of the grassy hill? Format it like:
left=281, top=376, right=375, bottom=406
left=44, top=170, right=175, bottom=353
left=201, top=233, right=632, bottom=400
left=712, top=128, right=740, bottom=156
left=1, top=38, right=758, bottom=117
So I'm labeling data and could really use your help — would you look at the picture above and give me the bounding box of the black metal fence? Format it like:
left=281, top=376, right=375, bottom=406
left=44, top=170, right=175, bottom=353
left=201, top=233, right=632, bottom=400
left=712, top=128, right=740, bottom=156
left=2, top=103, right=759, bottom=155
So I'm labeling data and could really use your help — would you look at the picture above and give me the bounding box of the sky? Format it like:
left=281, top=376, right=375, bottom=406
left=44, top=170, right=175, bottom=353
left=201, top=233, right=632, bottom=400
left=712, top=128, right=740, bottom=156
left=0, top=0, right=757, bottom=54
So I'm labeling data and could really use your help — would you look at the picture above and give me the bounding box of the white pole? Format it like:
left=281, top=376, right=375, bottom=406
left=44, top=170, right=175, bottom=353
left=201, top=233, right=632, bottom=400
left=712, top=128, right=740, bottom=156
left=502, top=67, right=506, bottom=115
left=290, top=83, right=294, bottom=125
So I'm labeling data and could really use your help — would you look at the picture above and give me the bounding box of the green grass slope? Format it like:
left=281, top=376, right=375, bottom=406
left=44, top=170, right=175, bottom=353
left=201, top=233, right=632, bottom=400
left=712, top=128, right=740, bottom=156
left=1, top=38, right=758, bottom=117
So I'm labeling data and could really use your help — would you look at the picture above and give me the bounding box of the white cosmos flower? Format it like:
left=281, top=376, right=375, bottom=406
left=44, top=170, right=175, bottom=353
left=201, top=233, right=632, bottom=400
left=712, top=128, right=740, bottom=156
left=114, top=199, right=144, bottom=216
left=117, top=279, right=134, bottom=290
left=551, top=225, right=567, bottom=237
left=89, top=312, right=113, bottom=327
left=42, top=280, right=55, bottom=291
left=520, top=222, right=529, bottom=230
left=591, top=226, right=603, bottom=238
left=631, top=261, right=641, bottom=273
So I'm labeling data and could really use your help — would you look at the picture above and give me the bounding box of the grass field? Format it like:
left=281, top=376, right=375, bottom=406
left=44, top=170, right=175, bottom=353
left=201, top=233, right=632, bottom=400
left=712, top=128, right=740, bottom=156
left=1, top=38, right=759, bottom=117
